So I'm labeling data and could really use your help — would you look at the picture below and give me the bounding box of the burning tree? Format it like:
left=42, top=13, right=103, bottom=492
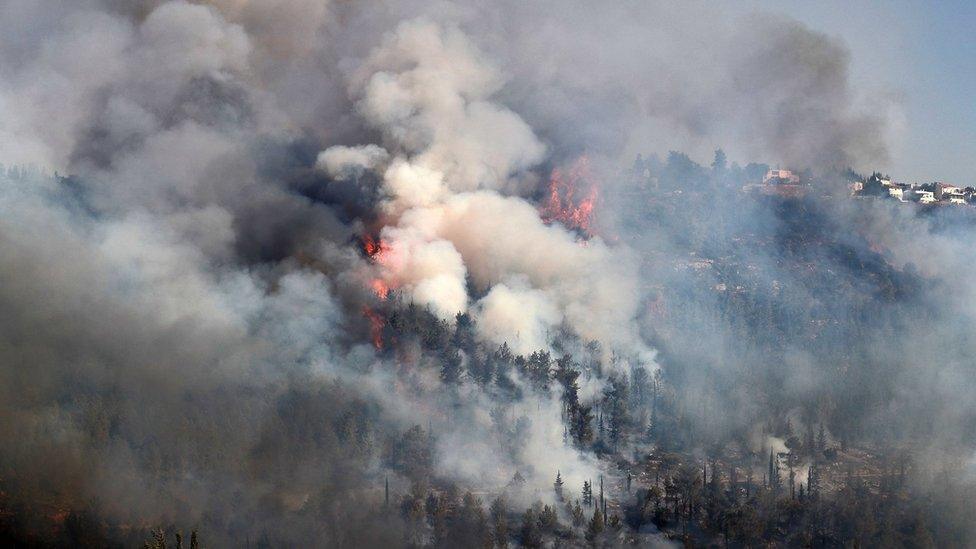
left=540, top=157, right=599, bottom=236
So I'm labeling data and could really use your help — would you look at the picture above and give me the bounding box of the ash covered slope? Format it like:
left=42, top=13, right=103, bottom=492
left=2, top=1, right=973, bottom=547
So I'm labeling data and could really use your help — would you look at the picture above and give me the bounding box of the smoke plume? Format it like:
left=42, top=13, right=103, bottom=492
left=2, top=1, right=949, bottom=547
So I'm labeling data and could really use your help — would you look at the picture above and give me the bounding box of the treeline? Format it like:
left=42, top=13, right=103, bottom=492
left=615, top=150, right=975, bottom=546
left=626, top=456, right=964, bottom=547
left=5, top=151, right=976, bottom=546
left=393, top=482, right=623, bottom=548
left=375, top=301, right=655, bottom=454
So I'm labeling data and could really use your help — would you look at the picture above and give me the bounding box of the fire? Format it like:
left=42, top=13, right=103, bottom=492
left=540, top=157, right=598, bottom=235
left=362, top=306, right=385, bottom=349
left=361, top=234, right=397, bottom=300
left=361, top=234, right=393, bottom=347
left=370, top=278, right=391, bottom=300
left=363, top=234, right=386, bottom=258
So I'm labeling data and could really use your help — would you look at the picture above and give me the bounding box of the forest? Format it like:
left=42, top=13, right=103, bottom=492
left=2, top=2, right=975, bottom=548
left=3, top=151, right=974, bottom=548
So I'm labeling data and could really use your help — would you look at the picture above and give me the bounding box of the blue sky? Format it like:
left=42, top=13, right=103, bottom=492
left=749, top=0, right=976, bottom=184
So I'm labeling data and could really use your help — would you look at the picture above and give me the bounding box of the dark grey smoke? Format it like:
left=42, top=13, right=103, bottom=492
left=463, top=2, right=892, bottom=171
left=1, top=1, right=947, bottom=547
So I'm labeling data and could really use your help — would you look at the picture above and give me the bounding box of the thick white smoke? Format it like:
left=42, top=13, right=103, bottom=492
left=0, top=0, right=909, bottom=544
left=323, top=19, right=652, bottom=366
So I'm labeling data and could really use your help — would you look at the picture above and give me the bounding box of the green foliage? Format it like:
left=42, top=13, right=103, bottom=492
left=388, top=425, right=433, bottom=485
left=572, top=499, right=585, bottom=527
left=553, top=470, right=564, bottom=501
left=537, top=504, right=558, bottom=533
left=490, top=497, right=509, bottom=548
left=585, top=506, right=604, bottom=543
left=519, top=508, right=542, bottom=548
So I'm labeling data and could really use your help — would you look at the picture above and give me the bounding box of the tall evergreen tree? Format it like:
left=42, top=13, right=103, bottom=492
left=519, top=509, right=542, bottom=548
left=571, top=404, right=595, bottom=448
left=490, top=498, right=508, bottom=549
left=572, top=499, right=585, bottom=527
left=586, top=506, right=605, bottom=543
left=440, top=348, right=464, bottom=385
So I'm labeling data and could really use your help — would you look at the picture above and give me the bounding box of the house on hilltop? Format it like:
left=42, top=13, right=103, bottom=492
left=762, top=169, right=800, bottom=185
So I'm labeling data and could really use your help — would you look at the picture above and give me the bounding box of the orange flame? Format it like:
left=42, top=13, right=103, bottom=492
left=363, top=234, right=385, bottom=258
left=362, top=306, right=385, bottom=349
left=370, top=278, right=391, bottom=300
left=540, top=157, right=598, bottom=235
left=362, top=233, right=398, bottom=300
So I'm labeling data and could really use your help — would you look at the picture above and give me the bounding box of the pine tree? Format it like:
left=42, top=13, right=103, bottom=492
left=456, top=492, right=491, bottom=549
left=429, top=494, right=450, bottom=547
left=708, top=461, right=720, bottom=499
left=599, top=476, right=604, bottom=514
left=604, top=376, right=630, bottom=450
left=519, top=509, right=542, bottom=548
left=511, top=471, right=525, bottom=486
left=598, top=406, right=604, bottom=439
left=490, top=498, right=508, bottom=549
left=190, top=531, right=199, bottom=549
left=808, top=464, right=820, bottom=500
left=582, top=480, right=592, bottom=507
left=571, top=404, right=595, bottom=447
left=600, top=476, right=607, bottom=527
left=402, top=493, right=427, bottom=547
left=554, top=470, right=564, bottom=501
left=143, top=529, right=167, bottom=549
left=440, top=348, right=464, bottom=385
left=554, top=355, right=581, bottom=416
left=572, top=499, right=585, bottom=527
left=525, top=351, right=553, bottom=391
left=585, top=506, right=604, bottom=543
left=537, top=504, right=558, bottom=532
left=774, top=457, right=782, bottom=491
left=789, top=458, right=796, bottom=500
left=711, top=149, right=728, bottom=173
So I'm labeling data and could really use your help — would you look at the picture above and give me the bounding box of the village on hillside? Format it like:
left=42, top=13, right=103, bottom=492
left=749, top=166, right=976, bottom=206
left=849, top=172, right=976, bottom=205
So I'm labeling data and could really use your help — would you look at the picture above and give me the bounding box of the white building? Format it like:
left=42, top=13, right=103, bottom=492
left=763, top=169, right=800, bottom=185
left=935, top=182, right=964, bottom=200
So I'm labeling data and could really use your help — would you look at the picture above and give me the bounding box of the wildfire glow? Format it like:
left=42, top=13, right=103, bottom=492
left=370, top=278, right=391, bottom=300
left=540, top=157, right=598, bottom=236
left=363, top=234, right=386, bottom=258
left=361, top=234, right=397, bottom=300
left=362, top=306, right=385, bottom=349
